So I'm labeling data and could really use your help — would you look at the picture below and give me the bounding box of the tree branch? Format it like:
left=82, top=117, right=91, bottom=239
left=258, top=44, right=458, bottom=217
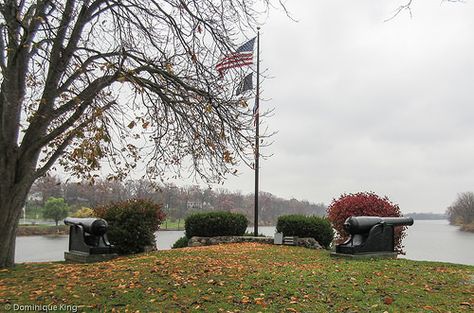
left=20, top=74, right=118, bottom=160
left=57, top=50, right=122, bottom=93
left=42, top=0, right=78, bottom=104
left=385, top=0, right=414, bottom=22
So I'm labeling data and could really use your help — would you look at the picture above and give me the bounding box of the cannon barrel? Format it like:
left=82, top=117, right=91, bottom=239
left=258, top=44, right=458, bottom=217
left=64, top=217, right=108, bottom=236
left=343, top=216, right=414, bottom=235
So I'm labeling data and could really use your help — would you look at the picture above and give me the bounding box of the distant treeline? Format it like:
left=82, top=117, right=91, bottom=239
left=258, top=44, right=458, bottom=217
left=446, top=192, right=474, bottom=232
left=405, top=212, right=447, bottom=220
left=27, top=176, right=326, bottom=225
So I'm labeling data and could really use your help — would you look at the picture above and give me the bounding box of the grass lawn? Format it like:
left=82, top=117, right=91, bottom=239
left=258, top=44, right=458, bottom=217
left=161, top=219, right=184, bottom=230
left=1, top=243, right=473, bottom=312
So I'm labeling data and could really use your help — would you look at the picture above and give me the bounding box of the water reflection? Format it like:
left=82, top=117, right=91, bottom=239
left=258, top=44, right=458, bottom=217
left=400, top=219, right=474, bottom=265
left=15, top=221, right=474, bottom=265
left=15, top=235, right=68, bottom=263
left=14, top=231, right=191, bottom=264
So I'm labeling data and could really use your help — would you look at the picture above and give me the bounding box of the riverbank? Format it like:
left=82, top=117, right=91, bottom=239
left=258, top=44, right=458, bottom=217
left=460, top=223, right=474, bottom=233
left=16, top=225, right=68, bottom=236
left=17, top=224, right=183, bottom=236
left=2, top=243, right=473, bottom=312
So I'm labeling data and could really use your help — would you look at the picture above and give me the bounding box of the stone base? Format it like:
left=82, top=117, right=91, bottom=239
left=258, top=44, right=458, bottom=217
left=330, top=252, right=397, bottom=260
left=294, top=237, right=322, bottom=249
left=188, top=236, right=274, bottom=247
left=64, top=251, right=118, bottom=263
left=187, top=236, right=323, bottom=250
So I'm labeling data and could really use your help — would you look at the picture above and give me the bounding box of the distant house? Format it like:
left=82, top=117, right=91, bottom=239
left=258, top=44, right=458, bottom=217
left=27, top=192, right=43, bottom=203
left=187, top=201, right=202, bottom=209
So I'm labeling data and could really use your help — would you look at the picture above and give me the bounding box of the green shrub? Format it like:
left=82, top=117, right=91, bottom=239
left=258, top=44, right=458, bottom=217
left=172, top=236, right=189, bottom=249
left=185, top=211, right=248, bottom=238
left=94, top=199, right=165, bottom=255
left=276, top=215, right=334, bottom=248
left=43, top=197, right=70, bottom=227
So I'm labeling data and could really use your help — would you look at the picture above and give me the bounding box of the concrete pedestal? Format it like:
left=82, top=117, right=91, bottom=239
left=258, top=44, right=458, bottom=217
left=274, top=232, right=283, bottom=245
left=64, top=251, right=118, bottom=263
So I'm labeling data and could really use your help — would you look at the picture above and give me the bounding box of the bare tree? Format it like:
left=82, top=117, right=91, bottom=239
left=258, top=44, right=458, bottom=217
left=446, top=192, right=474, bottom=226
left=387, top=0, right=464, bottom=21
left=0, top=0, right=272, bottom=267
left=30, top=175, right=63, bottom=205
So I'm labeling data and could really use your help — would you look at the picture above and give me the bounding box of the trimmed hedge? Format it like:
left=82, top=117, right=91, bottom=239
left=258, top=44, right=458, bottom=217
left=185, top=211, right=248, bottom=238
left=94, top=199, right=165, bottom=255
left=172, top=236, right=189, bottom=249
left=276, top=215, right=334, bottom=248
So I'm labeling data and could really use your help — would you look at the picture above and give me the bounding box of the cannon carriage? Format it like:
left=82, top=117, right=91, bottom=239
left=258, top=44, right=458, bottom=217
left=335, top=216, right=414, bottom=257
left=64, top=217, right=117, bottom=263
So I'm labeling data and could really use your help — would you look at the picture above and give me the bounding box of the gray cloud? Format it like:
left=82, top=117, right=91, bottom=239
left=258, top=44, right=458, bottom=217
left=219, top=1, right=474, bottom=213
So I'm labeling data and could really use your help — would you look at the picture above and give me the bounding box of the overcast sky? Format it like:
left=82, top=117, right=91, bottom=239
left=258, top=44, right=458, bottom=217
left=212, top=0, right=474, bottom=214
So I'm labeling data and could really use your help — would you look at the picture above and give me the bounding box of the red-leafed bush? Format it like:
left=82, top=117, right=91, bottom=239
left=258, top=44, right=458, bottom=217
left=327, top=192, right=407, bottom=253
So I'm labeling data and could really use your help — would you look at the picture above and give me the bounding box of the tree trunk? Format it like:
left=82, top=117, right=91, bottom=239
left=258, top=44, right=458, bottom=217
left=0, top=152, right=34, bottom=268
left=0, top=196, right=25, bottom=268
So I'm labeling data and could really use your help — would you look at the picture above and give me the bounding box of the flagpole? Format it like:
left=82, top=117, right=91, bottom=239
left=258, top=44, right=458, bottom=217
left=254, top=27, right=260, bottom=237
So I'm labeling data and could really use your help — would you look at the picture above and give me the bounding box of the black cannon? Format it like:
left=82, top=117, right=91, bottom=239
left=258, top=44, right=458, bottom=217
left=335, top=216, right=414, bottom=255
left=64, top=217, right=114, bottom=255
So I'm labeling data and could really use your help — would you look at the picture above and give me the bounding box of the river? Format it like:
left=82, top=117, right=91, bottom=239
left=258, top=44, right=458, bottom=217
left=14, top=220, right=474, bottom=265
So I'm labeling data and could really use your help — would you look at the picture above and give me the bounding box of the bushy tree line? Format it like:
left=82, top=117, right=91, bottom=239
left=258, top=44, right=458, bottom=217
left=404, top=212, right=446, bottom=220
left=446, top=192, right=474, bottom=229
left=22, top=195, right=70, bottom=224
left=27, top=176, right=326, bottom=225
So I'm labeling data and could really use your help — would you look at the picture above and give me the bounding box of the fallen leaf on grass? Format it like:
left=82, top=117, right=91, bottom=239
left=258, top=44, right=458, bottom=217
left=31, top=290, right=43, bottom=295
left=254, top=297, right=266, bottom=306
left=424, top=284, right=433, bottom=292
left=383, top=296, right=393, bottom=305
left=241, top=296, right=251, bottom=304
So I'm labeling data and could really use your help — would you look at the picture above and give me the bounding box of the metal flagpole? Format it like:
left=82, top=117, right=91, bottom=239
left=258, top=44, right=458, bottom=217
left=254, top=27, right=260, bottom=237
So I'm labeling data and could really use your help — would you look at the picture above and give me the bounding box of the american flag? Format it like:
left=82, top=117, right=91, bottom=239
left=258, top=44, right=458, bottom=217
left=216, top=38, right=256, bottom=76
left=235, top=73, right=253, bottom=96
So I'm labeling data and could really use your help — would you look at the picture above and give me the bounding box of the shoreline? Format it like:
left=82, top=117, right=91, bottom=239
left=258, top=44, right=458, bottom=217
left=16, top=225, right=186, bottom=236
left=16, top=225, right=68, bottom=237
left=459, top=223, right=474, bottom=233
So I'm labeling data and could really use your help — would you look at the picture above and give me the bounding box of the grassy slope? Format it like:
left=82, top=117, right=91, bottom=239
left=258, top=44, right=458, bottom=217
left=1, top=243, right=473, bottom=313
